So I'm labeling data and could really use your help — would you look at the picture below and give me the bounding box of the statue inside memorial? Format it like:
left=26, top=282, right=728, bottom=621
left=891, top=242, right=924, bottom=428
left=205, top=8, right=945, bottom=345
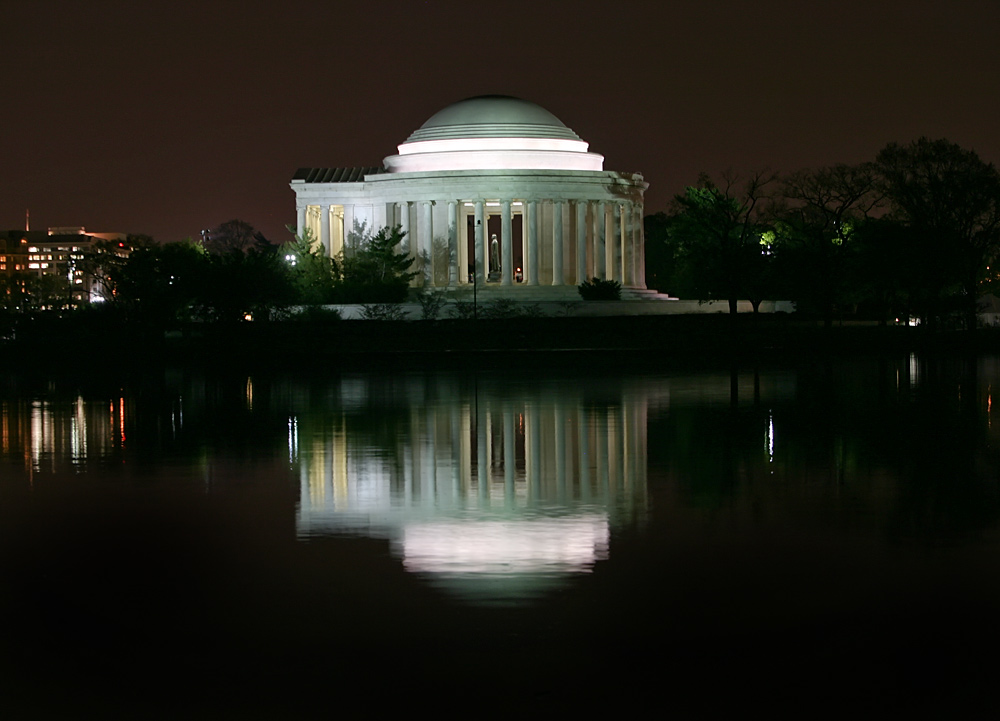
left=488, top=233, right=501, bottom=281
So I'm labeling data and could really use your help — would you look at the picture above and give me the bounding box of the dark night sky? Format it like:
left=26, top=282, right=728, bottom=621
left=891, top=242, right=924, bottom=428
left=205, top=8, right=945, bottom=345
left=4, top=0, right=1000, bottom=243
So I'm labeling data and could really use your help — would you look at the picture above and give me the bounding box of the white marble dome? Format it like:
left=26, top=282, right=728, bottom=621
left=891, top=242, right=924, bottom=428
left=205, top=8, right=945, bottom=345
left=404, top=95, right=583, bottom=141
left=384, top=95, right=604, bottom=173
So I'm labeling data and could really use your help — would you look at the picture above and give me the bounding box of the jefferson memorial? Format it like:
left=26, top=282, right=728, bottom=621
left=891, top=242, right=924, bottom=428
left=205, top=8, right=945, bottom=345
left=291, top=95, right=647, bottom=295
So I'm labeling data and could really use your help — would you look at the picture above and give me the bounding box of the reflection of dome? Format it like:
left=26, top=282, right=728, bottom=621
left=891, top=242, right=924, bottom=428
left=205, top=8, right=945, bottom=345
left=385, top=95, right=603, bottom=173
left=404, top=95, right=583, bottom=142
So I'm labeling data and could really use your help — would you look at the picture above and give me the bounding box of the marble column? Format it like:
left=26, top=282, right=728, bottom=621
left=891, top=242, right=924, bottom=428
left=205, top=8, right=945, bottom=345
left=635, top=203, right=646, bottom=289
left=526, top=200, right=539, bottom=285
left=296, top=206, right=306, bottom=241
left=474, top=200, right=485, bottom=285
left=419, top=200, right=433, bottom=287
left=320, top=205, right=331, bottom=257
left=552, top=200, right=564, bottom=286
left=611, top=204, right=623, bottom=282
left=593, top=202, right=606, bottom=279
left=448, top=200, right=458, bottom=286
left=501, top=200, right=513, bottom=286
left=373, top=203, right=387, bottom=231
left=576, top=200, right=588, bottom=283
left=398, top=202, right=410, bottom=256
left=343, top=205, right=356, bottom=253
left=624, top=203, right=635, bottom=287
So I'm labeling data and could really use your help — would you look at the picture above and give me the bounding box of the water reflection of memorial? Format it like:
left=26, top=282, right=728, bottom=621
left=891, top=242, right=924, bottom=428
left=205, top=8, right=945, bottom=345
left=293, top=374, right=654, bottom=602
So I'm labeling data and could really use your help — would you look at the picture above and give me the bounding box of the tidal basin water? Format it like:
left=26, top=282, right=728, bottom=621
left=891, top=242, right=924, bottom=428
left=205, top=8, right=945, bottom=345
left=2, top=356, right=1000, bottom=715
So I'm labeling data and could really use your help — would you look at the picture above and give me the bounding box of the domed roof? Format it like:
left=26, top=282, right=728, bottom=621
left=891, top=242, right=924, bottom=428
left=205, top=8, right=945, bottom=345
left=384, top=95, right=603, bottom=173
left=404, top=95, right=583, bottom=143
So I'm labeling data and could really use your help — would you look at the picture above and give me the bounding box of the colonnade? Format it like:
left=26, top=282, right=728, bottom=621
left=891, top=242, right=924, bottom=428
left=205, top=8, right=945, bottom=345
left=298, top=197, right=646, bottom=289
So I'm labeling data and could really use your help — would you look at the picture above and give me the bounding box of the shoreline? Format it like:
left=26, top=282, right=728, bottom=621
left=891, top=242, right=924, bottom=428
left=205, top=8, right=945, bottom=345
left=3, top=314, right=998, bottom=374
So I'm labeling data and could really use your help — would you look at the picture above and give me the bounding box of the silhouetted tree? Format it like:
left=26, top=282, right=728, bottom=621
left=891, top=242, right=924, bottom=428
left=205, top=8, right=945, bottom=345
left=107, top=239, right=208, bottom=325
left=668, top=171, right=777, bottom=314
left=200, top=246, right=297, bottom=322
left=875, top=138, right=1000, bottom=328
left=282, top=226, right=339, bottom=304
left=851, top=217, right=917, bottom=324
left=775, top=163, right=883, bottom=324
left=335, top=225, right=417, bottom=303
left=643, top=211, right=681, bottom=294
left=204, top=220, right=271, bottom=255
left=0, top=272, right=74, bottom=314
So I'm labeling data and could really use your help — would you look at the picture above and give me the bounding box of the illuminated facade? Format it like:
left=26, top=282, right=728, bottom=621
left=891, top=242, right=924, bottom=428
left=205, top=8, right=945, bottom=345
left=0, top=227, right=128, bottom=302
left=291, top=96, right=648, bottom=295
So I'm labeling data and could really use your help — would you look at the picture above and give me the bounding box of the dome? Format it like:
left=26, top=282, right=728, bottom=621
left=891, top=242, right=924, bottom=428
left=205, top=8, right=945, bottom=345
left=385, top=95, right=603, bottom=173
left=404, top=95, right=583, bottom=143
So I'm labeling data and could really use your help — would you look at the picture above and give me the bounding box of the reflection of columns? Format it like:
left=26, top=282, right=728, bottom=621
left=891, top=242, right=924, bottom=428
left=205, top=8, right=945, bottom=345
left=577, top=405, right=590, bottom=501
left=398, top=202, right=410, bottom=256
left=596, top=407, right=608, bottom=493
left=485, top=407, right=494, bottom=488
left=425, top=406, right=437, bottom=498
left=503, top=407, right=515, bottom=505
left=552, top=201, right=564, bottom=286
left=449, top=404, right=462, bottom=497
left=526, top=403, right=542, bottom=498
left=576, top=200, right=587, bottom=282
left=296, top=206, right=306, bottom=240
left=526, top=200, right=539, bottom=285
left=476, top=403, right=488, bottom=497
left=501, top=200, right=513, bottom=286
left=564, top=407, right=575, bottom=490
left=607, top=407, right=620, bottom=496
left=554, top=403, right=566, bottom=500
left=460, top=403, right=472, bottom=494
left=593, top=202, right=606, bottom=279
left=320, top=204, right=331, bottom=256
left=448, top=200, right=458, bottom=286
left=410, top=407, right=422, bottom=502
left=419, top=200, right=433, bottom=287
left=474, top=201, right=485, bottom=285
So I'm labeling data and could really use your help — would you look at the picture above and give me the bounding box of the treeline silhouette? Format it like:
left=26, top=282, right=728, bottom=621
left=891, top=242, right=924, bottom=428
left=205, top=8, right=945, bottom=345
left=645, top=138, right=1000, bottom=328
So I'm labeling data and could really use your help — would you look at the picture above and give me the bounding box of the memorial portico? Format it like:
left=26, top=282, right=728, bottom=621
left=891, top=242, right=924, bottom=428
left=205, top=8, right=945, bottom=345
left=291, top=96, right=648, bottom=295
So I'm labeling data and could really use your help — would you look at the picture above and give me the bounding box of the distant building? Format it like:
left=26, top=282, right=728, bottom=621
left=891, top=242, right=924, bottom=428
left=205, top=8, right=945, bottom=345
left=0, top=227, right=129, bottom=302
left=291, top=95, right=648, bottom=297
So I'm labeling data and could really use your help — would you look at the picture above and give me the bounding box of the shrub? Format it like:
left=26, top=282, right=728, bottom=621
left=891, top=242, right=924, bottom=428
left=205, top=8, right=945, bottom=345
left=578, top=277, right=622, bottom=300
left=449, top=301, right=477, bottom=319
left=295, top=305, right=342, bottom=322
left=417, top=292, right=447, bottom=320
left=360, top=303, right=409, bottom=321
left=481, top=298, right=520, bottom=319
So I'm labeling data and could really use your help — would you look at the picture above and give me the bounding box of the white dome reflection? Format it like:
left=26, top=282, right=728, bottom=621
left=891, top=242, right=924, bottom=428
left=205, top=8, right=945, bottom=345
left=401, top=514, right=609, bottom=575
